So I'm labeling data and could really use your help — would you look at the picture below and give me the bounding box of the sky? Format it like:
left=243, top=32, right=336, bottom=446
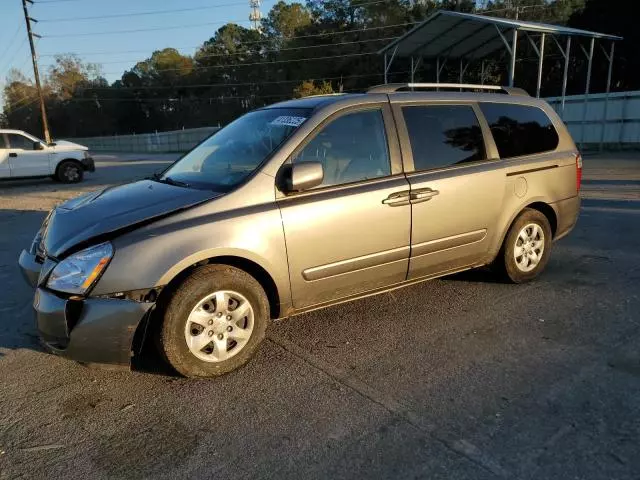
left=0, top=0, right=279, bottom=89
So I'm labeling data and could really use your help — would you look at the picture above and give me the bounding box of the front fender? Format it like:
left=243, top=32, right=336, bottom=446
left=90, top=192, right=292, bottom=313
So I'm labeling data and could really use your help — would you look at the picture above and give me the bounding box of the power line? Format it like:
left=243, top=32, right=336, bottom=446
left=100, top=51, right=380, bottom=76
left=67, top=89, right=364, bottom=103
left=43, top=19, right=252, bottom=38
left=81, top=70, right=408, bottom=91
left=41, top=21, right=417, bottom=52
left=39, top=1, right=262, bottom=22
left=0, top=25, right=25, bottom=68
left=40, top=36, right=398, bottom=67
left=0, top=38, right=29, bottom=78
left=6, top=97, right=39, bottom=114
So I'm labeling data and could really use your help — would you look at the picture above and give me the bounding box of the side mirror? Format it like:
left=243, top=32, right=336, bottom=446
left=33, top=142, right=44, bottom=150
left=280, top=162, right=324, bottom=193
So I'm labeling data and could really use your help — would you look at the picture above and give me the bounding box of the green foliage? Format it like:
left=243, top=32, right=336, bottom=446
left=293, top=80, right=335, bottom=98
left=1, top=0, right=632, bottom=137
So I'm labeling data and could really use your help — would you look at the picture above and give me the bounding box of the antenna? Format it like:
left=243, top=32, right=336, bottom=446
left=249, top=0, right=262, bottom=31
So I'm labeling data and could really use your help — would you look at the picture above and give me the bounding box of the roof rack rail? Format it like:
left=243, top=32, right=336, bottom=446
left=367, top=83, right=529, bottom=96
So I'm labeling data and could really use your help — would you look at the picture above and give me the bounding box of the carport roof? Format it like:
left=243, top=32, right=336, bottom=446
left=379, top=10, right=622, bottom=61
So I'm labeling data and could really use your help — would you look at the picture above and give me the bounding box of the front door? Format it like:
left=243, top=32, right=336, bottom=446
left=278, top=105, right=411, bottom=309
left=0, top=134, right=10, bottom=178
left=6, top=133, right=51, bottom=177
left=392, top=102, right=505, bottom=279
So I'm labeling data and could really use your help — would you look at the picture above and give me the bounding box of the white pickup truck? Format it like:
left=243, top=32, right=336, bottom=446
left=0, top=129, right=95, bottom=183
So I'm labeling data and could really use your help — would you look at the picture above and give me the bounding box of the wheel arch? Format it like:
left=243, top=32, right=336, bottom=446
left=157, top=254, right=283, bottom=321
left=55, top=157, right=83, bottom=168
left=490, top=199, right=559, bottom=262
left=55, top=158, right=83, bottom=175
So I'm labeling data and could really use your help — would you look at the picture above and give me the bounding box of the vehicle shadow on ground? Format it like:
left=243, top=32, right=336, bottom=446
left=0, top=209, right=48, bottom=358
left=443, top=266, right=504, bottom=284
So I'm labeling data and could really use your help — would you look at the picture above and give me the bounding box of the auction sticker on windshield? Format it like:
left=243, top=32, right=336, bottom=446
left=270, top=116, right=307, bottom=127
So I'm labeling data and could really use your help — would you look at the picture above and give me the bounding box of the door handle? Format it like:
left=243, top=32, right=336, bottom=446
left=382, top=190, right=411, bottom=207
left=8, top=153, right=17, bottom=158
left=410, top=188, right=439, bottom=204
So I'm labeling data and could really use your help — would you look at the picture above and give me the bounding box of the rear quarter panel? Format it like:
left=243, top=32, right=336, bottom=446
left=486, top=99, right=579, bottom=259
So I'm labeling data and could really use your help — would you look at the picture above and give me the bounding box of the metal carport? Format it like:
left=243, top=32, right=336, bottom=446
left=379, top=10, right=622, bottom=117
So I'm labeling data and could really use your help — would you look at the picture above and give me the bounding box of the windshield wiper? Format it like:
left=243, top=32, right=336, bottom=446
left=152, top=175, right=190, bottom=188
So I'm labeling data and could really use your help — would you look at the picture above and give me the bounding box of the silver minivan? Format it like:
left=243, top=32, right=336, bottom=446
left=19, top=84, right=581, bottom=377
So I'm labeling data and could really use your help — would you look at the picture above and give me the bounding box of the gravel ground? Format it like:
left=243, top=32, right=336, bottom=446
left=0, top=152, right=639, bottom=479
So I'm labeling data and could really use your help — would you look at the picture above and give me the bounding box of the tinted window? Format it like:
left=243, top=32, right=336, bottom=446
left=292, top=109, right=390, bottom=187
left=402, top=105, right=486, bottom=172
left=7, top=134, right=34, bottom=150
left=480, top=103, right=559, bottom=158
left=0, top=135, right=6, bottom=149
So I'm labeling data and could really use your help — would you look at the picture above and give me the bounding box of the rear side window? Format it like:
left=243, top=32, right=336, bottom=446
left=480, top=103, right=559, bottom=158
left=0, top=135, right=6, bottom=149
left=402, top=105, right=486, bottom=172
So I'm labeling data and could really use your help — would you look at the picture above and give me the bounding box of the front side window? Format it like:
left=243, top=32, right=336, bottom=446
left=402, top=105, right=486, bottom=172
left=292, top=109, right=391, bottom=188
left=0, top=134, right=7, bottom=149
left=160, top=107, right=311, bottom=191
left=7, top=134, right=34, bottom=150
left=480, top=103, right=559, bottom=158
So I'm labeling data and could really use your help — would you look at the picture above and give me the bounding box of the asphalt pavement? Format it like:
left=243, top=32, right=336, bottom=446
left=1, top=152, right=639, bottom=479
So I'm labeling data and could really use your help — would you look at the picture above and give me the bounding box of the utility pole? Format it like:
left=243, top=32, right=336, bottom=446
left=21, top=0, right=51, bottom=144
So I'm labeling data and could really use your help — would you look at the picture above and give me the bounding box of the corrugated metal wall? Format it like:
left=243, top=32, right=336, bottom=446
left=546, top=91, right=640, bottom=150
left=65, top=126, right=220, bottom=153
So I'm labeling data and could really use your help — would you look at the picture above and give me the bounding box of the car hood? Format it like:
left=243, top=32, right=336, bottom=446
left=43, top=180, right=220, bottom=258
left=53, top=140, right=88, bottom=152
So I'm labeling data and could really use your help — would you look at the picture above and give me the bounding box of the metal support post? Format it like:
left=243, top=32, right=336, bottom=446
left=411, top=57, right=414, bottom=83
left=384, top=53, right=388, bottom=84
left=436, top=57, right=440, bottom=83
left=554, top=36, right=571, bottom=119
left=600, top=42, right=615, bottom=151
left=480, top=60, right=485, bottom=85
left=536, top=34, right=545, bottom=98
left=410, top=57, right=422, bottom=84
left=580, top=37, right=595, bottom=148
left=383, top=46, right=398, bottom=85
left=509, top=29, right=518, bottom=87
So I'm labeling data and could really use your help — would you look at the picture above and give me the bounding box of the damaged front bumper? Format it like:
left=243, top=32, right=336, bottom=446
left=19, top=249, right=153, bottom=366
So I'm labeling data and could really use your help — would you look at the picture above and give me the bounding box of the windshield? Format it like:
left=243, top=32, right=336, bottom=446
left=160, top=108, right=311, bottom=191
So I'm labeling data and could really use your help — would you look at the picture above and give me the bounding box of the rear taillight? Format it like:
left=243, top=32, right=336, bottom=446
left=575, top=153, right=582, bottom=192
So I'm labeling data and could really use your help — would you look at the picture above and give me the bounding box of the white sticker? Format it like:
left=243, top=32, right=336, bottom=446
left=270, top=116, right=306, bottom=127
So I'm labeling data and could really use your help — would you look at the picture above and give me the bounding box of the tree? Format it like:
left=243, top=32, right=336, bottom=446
left=127, top=48, right=194, bottom=86
left=262, top=2, right=312, bottom=40
left=568, top=0, right=636, bottom=91
left=293, top=80, right=335, bottom=97
left=2, top=0, right=613, bottom=136
left=47, top=54, right=103, bottom=100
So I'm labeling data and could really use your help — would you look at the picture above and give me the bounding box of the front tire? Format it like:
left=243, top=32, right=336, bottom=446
left=495, top=208, right=552, bottom=283
left=56, top=160, right=84, bottom=183
left=159, top=265, right=269, bottom=378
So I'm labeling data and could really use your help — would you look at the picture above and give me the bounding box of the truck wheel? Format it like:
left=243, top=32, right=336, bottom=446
left=56, top=161, right=83, bottom=183
left=495, top=208, right=552, bottom=283
left=159, top=265, right=269, bottom=378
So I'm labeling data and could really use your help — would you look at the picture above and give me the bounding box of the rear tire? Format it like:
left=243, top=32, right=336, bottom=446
left=56, top=160, right=83, bottom=183
left=159, top=265, right=269, bottom=378
left=495, top=208, right=552, bottom=283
